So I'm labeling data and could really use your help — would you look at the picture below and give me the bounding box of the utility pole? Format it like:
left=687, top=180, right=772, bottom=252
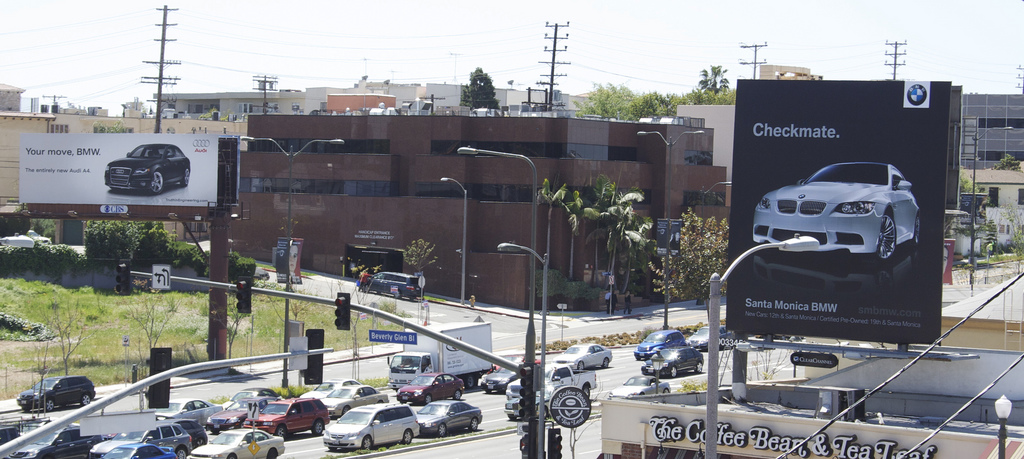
left=1017, top=66, right=1024, bottom=94
left=252, top=75, right=278, bottom=114
left=142, top=5, right=179, bottom=134
left=885, top=40, right=907, bottom=81
left=739, top=42, right=768, bottom=79
left=537, top=22, right=569, bottom=111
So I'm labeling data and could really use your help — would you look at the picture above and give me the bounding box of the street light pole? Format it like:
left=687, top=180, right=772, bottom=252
left=996, top=394, right=1011, bottom=459
left=240, top=136, right=344, bottom=388
left=637, top=130, right=704, bottom=330
left=700, top=181, right=731, bottom=221
left=499, top=242, right=548, bottom=459
left=707, top=236, right=820, bottom=459
left=442, top=177, right=468, bottom=306
left=969, top=126, right=1015, bottom=294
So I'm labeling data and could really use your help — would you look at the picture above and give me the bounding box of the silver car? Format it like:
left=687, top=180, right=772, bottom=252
left=155, top=398, right=221, bottom=425
left=322, top=404, right=418, bottom=451
left=753, top=162, right=919, bottom=260
left=90, top=422, right=191, bottom=459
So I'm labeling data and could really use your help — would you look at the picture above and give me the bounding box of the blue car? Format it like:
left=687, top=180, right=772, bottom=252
left=634, top=330, right=688, bottom=360
left=97, top=443, right=176, bottom=459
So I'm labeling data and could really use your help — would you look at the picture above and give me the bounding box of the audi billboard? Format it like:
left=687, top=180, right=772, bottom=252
left=20, top=134, right=221, bottom=207
left=727, top=80, right=950, bottom=344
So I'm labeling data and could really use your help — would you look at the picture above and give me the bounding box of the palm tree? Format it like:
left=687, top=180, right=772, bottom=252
left=562, top=189, right=586, bottom=279
left=698, top=65, right=731, bottom=94
left=584, top=176, right=647, bottom=292
left=538, top=178, right=569, bottom=262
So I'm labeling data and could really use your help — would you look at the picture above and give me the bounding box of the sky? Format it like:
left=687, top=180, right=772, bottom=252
left=2, top=0, right=1023, bottom=114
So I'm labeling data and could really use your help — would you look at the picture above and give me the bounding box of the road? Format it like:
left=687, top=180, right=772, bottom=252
left=6, top=278, right=799, bottom=459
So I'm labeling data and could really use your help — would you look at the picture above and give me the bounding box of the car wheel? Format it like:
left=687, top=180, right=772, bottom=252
left=226, top=455, right=237, bottom=459
left=695, top=362, right=704, bottom=374
left=311, top=418, right=325, bottom=436
left=508, top=414, right=517, bottom=420
left=265, top=449, right=277, bottom=459
left=669, top=366, right=678, bottom=378
left=149, top=171, right=164, bottom=194
left=470, top=417, right=480, bottom=431
left=210, top=428, right=219, bottom=435
left=401, top=429, right=413, bottom=444
left=602, top=357, right=610, bottom=368
left=663, top=388, right=671, bottom=394
left=463, top=375, right=476, bottom=389
left=453, top=389, right=463, bottom=400
left=274, top=424, right=288, bottom=438
left=81, top=393, right=92, bottom=406
left=582, top=383, right=591, bottom=398
left=175, top=447, right=187, bottom=459
left=424, top=394, right=433, bottom=404
left=341, top=405, right=351, bottom=415
left=361, top=435, right=374, bottom=450
left=196, top=437, right=206, bottom=447
left=576, top=361, right=585, bottom=371
left=44, top=399, right=55, bottom=412
left=876, top=212, right=897, bottom=260
left=180, top=168, right=191, bottom=186
left=437, top=423, right=448, bottom=437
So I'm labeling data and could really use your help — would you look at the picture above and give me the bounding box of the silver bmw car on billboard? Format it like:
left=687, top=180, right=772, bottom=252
left=753, top=162, right=919, bottom=260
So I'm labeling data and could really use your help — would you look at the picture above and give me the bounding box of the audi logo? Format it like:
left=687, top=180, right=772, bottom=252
left=193, top=139, right=211, bottom=147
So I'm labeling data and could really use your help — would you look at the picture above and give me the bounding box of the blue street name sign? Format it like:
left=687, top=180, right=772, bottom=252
left=368, top=330, right=417, bottom=345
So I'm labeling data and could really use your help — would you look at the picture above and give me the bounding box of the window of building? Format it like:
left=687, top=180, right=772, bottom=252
left=49, top=124, right=69, bottom=133
left=1018, top=188, right=1024, bottom=205
left=239, top=103, right=255, bottom=114
left=989, top=187, right=1000, bottom=207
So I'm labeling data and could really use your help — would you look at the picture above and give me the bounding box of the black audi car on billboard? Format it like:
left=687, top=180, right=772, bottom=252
left=105, top=143, right=191, bottom=194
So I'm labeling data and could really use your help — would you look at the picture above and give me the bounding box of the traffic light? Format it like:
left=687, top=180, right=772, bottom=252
left=519, top=433, right=531, bottom=453
left=235, top=277, right=252, bottom=314
left=334, top=292, right=351, bottom=330
left=147, top=347, right=171, bottom=409
left=304, top=329, right=324, bottom=385
left=548, top=427, right=563, bottom=459
left=115, top=260, right=132, bottom=295
left=518, top=363, right=535, bottom=419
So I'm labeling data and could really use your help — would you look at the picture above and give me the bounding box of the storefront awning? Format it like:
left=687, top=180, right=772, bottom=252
left=978, top=439, right=1024, bottom=459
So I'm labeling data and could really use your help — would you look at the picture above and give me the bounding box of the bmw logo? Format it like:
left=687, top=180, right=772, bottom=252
left=906, top=84, right=928, bottom=106
left=798, top=194, right=806, bottom=199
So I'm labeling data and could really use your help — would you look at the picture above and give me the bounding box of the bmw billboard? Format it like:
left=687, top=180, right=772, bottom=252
left=20, top=134, right=221, bottom=207
left=727, top=80, right=950, bottom=344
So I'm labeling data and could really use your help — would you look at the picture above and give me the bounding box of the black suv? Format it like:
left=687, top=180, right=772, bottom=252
left=6, top=426, right=102, bottom=459
left=363, top=272, right=421, bottom=299
left=641, top=347, right=704, bottom=378
left=18, top=376, right=95, bottom=412
left=104, top=143, right=191, bottom=195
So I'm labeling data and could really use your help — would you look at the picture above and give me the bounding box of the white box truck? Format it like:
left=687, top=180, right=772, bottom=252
left=387, top=322, right=492, bottom=390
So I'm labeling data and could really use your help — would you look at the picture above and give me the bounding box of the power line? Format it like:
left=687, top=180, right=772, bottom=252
left=739, top=42, right=767, bottom=79
left=885, top=40, right=907, bottom=80
left=1017, top=65, right=1024, bottom=94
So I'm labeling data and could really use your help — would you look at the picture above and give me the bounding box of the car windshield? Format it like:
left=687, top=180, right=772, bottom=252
left=805, top=163, right=888, bottom=186
left=231, top=391, right=257, bottom=401
left=336, top=411, right=372, bottom=425
left=490, top=368, right=514, bottom=376
left=103, top=447, right=142, bottom=459
left=417, top=405, right=448, bottom=416
left=624, top=377, right=653, bottom=386
left=33, top=431, right=60, bottom=445
left=162, top=402, right=182, bottom=412
left=327, top=388, right=357, bottom=399
left=644, top=334, right=668, bottom=344
left=692, top=328, right=709, bottom=339
left=210, top=432, right=245, bottom=445
left=261, top=404, right=288, bottom=415
left=661, top=349, right=685, bottom=359
left=409, top=375, right=435, bottom=386
left=390, top=356, right=420, bottom=371
left=128, top=146, right=163, bottom=159
left=563, top=347, right=584, bottom=355
left=112, top=430, right=149, bottom=442
left=30, top=379, right=57, bottom=391
left=312, top=382, right=337, bottom=392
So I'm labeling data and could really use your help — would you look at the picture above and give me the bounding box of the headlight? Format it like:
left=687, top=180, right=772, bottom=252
left=133, top=167, right=150, bottom=175
left=422, top=421, right=435, bottom=427
left=22, top=451, right=38, bottom=458
left=413, top=390, right=423, bottom=396
left=227, top=417, right=240, bottom=423
left=211, top=453, right=227, bottom=458
left=835, top=202, right=875, bottom=214
left=758, top=197, right=771, bottom=210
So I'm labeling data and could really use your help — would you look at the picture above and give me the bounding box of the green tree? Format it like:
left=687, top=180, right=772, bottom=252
left=993, top=154, right=1021, bottom=171
left=93, top=120, right=129, bottom=133
left=460, top=68, right=500, bottom=110
left=682, top=88, right=737, bottom=105
left=583, top=176, right=648, bottom=292
left=698, top=65, right=730, bottom=94
left=84, top=221, right=141, bottom=260
left=404, top=239, right=437, bottom=274
left=654, top=211, right=729, bottom=302
left=626, top=92, right=676, bottom=120
left=574, top=83, right=635, bottom=119
left=0, top=215, right=30, bottom=237
left=538, top=178, right=569, bottom=258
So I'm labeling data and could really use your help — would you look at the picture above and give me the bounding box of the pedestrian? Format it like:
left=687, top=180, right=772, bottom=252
left=605, top=291, right=612, bottom=314
left=625, top=293, right=632, bottom=314
left=611, top=291, right=618, bottom=314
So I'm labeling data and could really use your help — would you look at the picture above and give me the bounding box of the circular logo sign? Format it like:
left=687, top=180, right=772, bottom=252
left=906, top=84, right=928, bottom=106
left=548, top=385, right=591, bottom=428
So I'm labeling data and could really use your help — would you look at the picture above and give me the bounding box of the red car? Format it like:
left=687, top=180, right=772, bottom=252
left=242, top=398, right=329, bottom=438
left=396, top=373, right=464, bottom=405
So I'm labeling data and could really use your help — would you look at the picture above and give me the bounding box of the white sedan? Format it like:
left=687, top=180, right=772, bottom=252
left=187, top=430, right=284, bottom=459
left=155, top=398, right=221, bottom=425
left=552, top=344, right=612, bottom=370
left=608, top=376, right=672, bottom=398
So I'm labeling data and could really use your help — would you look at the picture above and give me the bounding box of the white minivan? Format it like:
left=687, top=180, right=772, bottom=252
left=322, top=404, right=418, bottom=451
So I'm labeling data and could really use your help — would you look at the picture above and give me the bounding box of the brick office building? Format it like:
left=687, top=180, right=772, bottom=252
left=233, top=114, right=727, bottom=309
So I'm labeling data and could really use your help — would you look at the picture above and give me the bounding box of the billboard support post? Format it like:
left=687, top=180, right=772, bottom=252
left=708, top=236, right=819, bottom=459
left=969, top=126, right=1016, bottom=294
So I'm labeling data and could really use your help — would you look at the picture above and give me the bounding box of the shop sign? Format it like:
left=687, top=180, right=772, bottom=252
left=648, top=416, right=939, bottom=459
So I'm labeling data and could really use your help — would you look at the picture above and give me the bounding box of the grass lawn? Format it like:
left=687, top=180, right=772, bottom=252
left=0, top=278, right=406, bottom=399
